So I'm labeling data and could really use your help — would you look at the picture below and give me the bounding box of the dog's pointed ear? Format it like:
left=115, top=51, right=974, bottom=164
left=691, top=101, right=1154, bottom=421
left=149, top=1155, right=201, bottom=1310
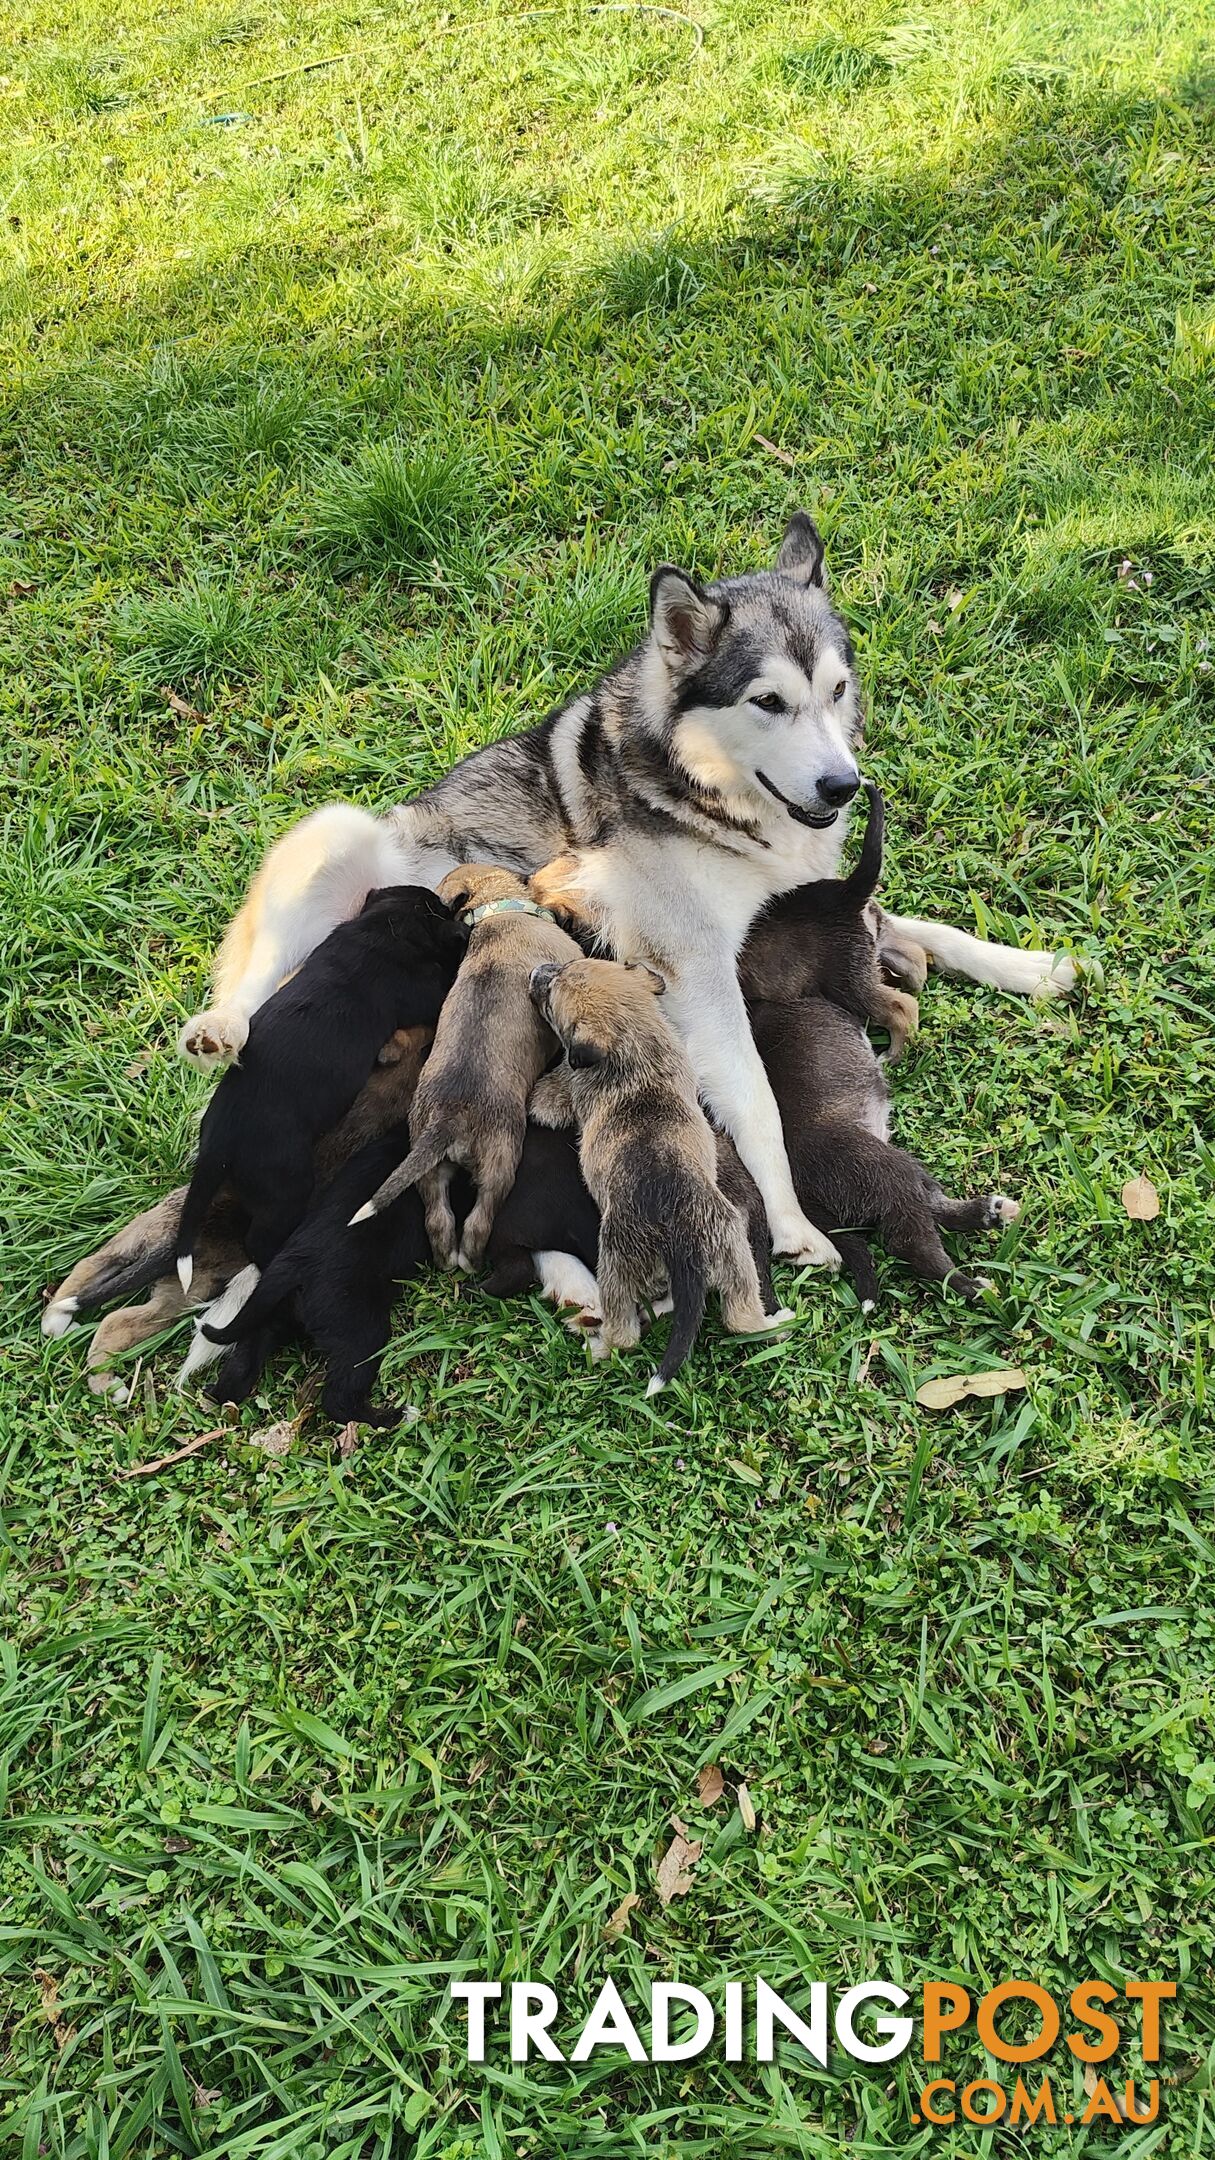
left=775, top=512, right=827, bottom=589
left=650, top=567, right=725, bottom=671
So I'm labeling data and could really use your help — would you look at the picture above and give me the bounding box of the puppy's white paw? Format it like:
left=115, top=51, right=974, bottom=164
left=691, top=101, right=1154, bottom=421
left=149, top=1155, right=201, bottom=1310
left=87, top=1369, right=130, bottom=1402
left=989, top=1195, right=1021, bottom=1224
left=773, top=1216, right=840, bottom=1272
left=645, top=1373, right=666, bottom=1398
left=178, top=1008, right=248, bottom=1069
left=586, top=1332, right=611, bottom=1363
left=42, top=1295, right=79, bottom=1338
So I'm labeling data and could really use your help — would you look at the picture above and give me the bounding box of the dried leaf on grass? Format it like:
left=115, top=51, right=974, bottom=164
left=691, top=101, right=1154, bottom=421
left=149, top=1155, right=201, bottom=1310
left=116, top=1426, right=228, bottom=1479
left=603, top=1890, right=641, bottom=1940
left=162, top=687, right=206, bottom=722
left=655, top=1816, right=703, bottom=1906
left=696, top=1762, right=725, bottom=1807
left=1083, top=2063, right=1132, bottom=2118
left=736, top=1781, right=757, bottom=1832
left=34, top=1968, right=75, bottom=2052
left=1121, top=1175, right=1160, bottom=1220
left=251, top=1419, right=296, bottom=1458
left=916, top=1368, right=1028, bottom=1411
left=337, top=1422, right=359, bottom=1459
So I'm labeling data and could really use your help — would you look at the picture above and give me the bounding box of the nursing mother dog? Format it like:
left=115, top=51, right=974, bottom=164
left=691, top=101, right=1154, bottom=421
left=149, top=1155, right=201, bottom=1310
left=179, top=514, right=1074, bottom=1270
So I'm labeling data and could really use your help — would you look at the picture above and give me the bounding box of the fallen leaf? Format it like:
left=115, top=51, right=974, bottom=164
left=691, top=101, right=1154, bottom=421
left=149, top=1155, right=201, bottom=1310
left=34, top=1968, right=75, bottom=2052
left=726, top=1457, right=763, bottom=1486
left=737, top=1782, right=757, bottom=1832
left=696, top=1762, right=725, bottom=1807
left=1121, top=1174, right=1160, bottom=1221
left=1082, top=2063, right=1131, bottom=2118
left=192, top=2083, right=221, bottom=2107
left=337, top=1422, right=359, bottom=1459
left=946, top=587, right=964, bottom=612
left=124, top=1049, right=155, bottom=1079
left=116, top=1425, right=228, bottom=1479
left=915, top=1368, right=1028, bottom=1411
left=162, top=686, right=206, bottom=722
left=603, top=1890, right=641, bottom=1940
left=467, top=1753, right=491, bottom=1784
left=9, top=577, right=35, bottom=597
left=655, top=1820, right=703, bottom=1906
left=753, top=432, right=797, bottom=469
left=251, top=1419, right=295, bottom=1457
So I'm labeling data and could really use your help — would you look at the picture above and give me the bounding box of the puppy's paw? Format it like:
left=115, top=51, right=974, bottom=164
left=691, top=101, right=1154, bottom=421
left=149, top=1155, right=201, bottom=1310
left=530, top=852, right=598, bottom=932
left=178, top=1008, right=248, bottom=1069
left=41, top=1294, right=79, bottom=1338
left=87, top=1369, right=130, bottom=1403
left=586, top=1331, right=612, bottom=1363
left=772, top=1216, right=840, bottom=1272
left=563, top=1305, right=602, bottom=1334
left=987, top=1194, right=1021, bottom=1224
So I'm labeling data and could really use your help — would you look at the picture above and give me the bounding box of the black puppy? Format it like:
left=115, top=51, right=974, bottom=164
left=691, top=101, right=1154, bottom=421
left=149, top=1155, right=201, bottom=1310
left=175, top=887, right=466, bottom=1286
left=739, top=784, right=919, bottom=1059
left=751, top=995, right=1019, bottom=1305
left=202, top=1123, right=431, bottom=1426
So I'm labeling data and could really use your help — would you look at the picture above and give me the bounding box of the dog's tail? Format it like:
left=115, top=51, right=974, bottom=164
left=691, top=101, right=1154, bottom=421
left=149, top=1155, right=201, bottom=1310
left=347, top=1129, right=447, bottom=1224
left=836, top=782, right=884, bottom=910
left=174, top=1148, right=226, bottom=1295
left=201, top=1245, right=298, bottom=1345
left=652, top=1248, right=707, bottom=1392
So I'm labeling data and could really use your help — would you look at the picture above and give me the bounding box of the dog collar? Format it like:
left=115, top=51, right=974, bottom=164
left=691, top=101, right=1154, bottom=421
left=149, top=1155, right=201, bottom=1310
left=460, top=896, right=557, bottom=926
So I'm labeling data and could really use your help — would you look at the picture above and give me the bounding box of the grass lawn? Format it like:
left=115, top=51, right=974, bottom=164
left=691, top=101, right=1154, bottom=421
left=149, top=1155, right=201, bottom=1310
left=3, top=0, right=1215, bottom=2151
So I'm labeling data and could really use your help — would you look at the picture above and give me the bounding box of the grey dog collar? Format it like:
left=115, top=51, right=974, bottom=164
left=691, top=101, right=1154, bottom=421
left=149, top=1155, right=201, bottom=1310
left=460, top=895, right=557, bottom=927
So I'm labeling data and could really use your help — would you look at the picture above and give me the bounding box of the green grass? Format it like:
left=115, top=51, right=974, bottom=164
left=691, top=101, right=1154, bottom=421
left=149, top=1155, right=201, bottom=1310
left=2, top=0, right=1214, bottom=2153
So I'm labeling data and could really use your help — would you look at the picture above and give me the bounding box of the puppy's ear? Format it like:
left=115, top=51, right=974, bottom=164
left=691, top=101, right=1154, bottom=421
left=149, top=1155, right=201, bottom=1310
left=775, top=511, right=827, bottom=589
left=624, top=960, right=667, bottom=995
left=650, top=567, right=726, bottom=671
left=567, top=1032, right=607, bottom=1069
left=529, top=961, right=561, bottom=1005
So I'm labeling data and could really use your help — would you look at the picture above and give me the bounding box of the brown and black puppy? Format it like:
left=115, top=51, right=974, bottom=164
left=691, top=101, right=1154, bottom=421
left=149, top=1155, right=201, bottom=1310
left=352, top=865, right=584, bottom=1271
left=750, top=994, right=1020, bottom=1305
left=739, top=784, right=919, bottom=1059
left=175, top=885, right=466, bottom=1285
left=529, top=956, right=791, bottom=1395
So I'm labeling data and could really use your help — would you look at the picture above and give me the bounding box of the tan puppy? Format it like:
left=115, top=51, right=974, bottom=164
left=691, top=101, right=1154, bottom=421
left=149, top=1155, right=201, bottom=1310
left=528, top=956, right=792, bottom=1395
left=351, top=866, right=584, bottom=1270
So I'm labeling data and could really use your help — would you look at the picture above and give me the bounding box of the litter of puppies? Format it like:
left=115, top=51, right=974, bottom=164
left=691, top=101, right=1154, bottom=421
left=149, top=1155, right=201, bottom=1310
left=43, top=799, right=1025, bottom=1419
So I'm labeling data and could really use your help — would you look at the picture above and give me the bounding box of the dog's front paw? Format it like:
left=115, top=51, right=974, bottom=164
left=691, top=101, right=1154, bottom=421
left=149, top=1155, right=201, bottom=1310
left=178, top=1008, right=248, bottom=1069
left=987, top=1194, right=1021, bottom=1225
left=772, top=1216, right=840, bottom=1271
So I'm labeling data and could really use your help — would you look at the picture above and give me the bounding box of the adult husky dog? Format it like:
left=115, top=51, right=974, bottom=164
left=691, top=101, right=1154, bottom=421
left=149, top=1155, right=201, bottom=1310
left=179, top=514, right=1073, bottom=1270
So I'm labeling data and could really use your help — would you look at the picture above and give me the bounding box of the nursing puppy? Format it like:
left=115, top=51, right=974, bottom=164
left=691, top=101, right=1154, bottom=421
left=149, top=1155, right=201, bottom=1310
left=480, top=1121, right=777, bottom=1324
left=202, top=1125, right=432, bottom=1426
left=529, top=956, right=790, bottom=1394
left=175, top=886, right=466, bottom=1285
left=750, top=994, right=1020, bottom=1303
left=352, top=865, right=583, bottom=1272
left=738, top=783, right=918, bottom=1057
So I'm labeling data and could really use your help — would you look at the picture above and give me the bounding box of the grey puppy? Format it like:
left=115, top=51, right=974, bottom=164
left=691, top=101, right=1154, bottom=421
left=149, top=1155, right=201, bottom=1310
left=529, top=955, right=792, bottom=1395
left=352, top=864, right=585, bottom=1270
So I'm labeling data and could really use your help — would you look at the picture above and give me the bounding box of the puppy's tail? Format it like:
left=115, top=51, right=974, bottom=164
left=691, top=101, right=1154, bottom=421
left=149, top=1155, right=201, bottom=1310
left=347, top=1129, right=447, bottom=1224
left=655, top=1249, right=707, bottom=1390
left=201, top=1246, right=298, bottom=1345
left=174, top=1150, right=226, bottom=1295
left=837, top=782, right=884, bottom=910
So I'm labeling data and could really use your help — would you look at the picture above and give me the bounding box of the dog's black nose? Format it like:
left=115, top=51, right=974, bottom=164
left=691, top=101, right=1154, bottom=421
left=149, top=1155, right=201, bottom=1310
left=818, top=769, right=860, bottom=808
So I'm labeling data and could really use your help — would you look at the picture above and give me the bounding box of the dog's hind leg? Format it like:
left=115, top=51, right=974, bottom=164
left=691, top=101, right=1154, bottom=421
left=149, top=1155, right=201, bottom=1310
left=455, top=1131, right=525, bottom=1273
left=86, top=1278, right=194, bottom=1401
left=884, top=915, right=1077, bottom=999
left=420, top=1164, right=460, bottom=1271
left=179, top=805, right=425, bottom=1070
left=588, top=1240, right=643, bottom=1359
left=880, top=1205, right=988, bottom=1302
left=43, top=1189, right=187, bottom=1337
left=932, top=1192, right=1021, bottom=1233
left=715, top=1214, right=793, bottom=1336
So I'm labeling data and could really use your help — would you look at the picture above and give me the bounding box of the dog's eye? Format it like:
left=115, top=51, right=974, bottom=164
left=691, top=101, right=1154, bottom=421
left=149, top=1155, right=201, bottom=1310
left=752, top=691, right=785, bottom=714
left=832, top=679, right=847, bottom=703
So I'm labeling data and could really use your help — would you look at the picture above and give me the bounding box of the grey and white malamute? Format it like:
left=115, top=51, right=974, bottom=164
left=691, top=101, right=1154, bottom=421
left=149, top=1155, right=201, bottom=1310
left=178, top=513, right=1073, bottom=1269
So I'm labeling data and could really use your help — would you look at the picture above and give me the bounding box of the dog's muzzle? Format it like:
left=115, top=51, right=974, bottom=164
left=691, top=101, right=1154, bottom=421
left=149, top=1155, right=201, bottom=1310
left=755, top=769, right=842, bottom=830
